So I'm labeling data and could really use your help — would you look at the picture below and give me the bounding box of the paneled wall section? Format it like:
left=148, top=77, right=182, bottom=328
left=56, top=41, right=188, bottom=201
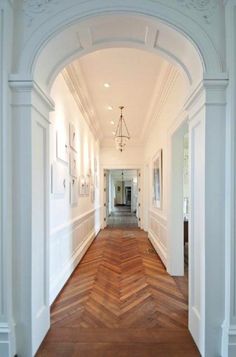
left=148, top=211, right=167, bottom=266
left=49, top=73, right=101, bottom=304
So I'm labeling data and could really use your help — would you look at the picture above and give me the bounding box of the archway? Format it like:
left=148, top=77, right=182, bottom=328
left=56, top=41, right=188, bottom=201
left=9, top=2, right=227, bottom=356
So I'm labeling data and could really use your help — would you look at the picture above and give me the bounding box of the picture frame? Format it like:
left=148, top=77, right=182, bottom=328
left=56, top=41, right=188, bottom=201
left=94, top=157, right=98, bottom=173
left=85, top=175, right=90, bottom=196
left=79, top=175, right=86, bottom=196
left=152, top=149, right=162, bottom=209
left=56, top=130, right=69, bottom=164
left=69, top=122, right=78, bottom=152
left=51, top=161, right=67, bottom=198
left=93, top=172, right=98, bottom=188
left=69, top=151, right=78, bottom=178
left=90, top=183, right=95, bottom=203
left=70, top=177, right=78, bottom=206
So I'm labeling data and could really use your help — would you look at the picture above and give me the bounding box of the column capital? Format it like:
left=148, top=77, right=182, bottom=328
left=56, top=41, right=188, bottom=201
left=184, top=74, right=228, bottom=116
left=9, top=76, right=54, bottom=123
left=9, top=76, right=54, bottom=111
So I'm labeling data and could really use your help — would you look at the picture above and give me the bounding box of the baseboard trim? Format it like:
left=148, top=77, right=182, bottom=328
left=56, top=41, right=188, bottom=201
left=148, top=229, right=167, bottom=267
left=220, top=322, right=236, bottom=357
left=228, top=325, right=236, bottom=357
left=50, top=229, right=96, bottom=304
left=0, top=322, right=15, bottom=357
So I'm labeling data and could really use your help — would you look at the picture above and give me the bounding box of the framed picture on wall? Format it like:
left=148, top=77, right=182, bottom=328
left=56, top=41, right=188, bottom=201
left=69, top=122, right=78, bottom=152
left=51, top=161, right=67, bottom=198
left=69, top=151, right=78, bottom=178
left=152, top=149, right=162, bottom=208
left=79, top=175, right=86, bottom=196
left=95, top=173, right=98, bottom=188
left=56, top=130, right=69, bottom=164
left=94, top=157, right=98, bottom=173
left=70, top=177, right=78, bottom=206
left=90, top=183, right=95, bottom=203
left=85, top=175, right=90, bottom=195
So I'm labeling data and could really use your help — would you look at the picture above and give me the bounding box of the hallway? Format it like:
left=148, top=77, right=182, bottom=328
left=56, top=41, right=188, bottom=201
left=107, top=205, right=138, bottom=228
left=37, top=228, right=199, bottom=356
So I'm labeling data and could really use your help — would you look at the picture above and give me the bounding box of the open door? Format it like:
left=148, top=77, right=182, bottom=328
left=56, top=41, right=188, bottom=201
left=137, top=170, right=141, bottom=228
left=103, top=170, right=109, bottom=228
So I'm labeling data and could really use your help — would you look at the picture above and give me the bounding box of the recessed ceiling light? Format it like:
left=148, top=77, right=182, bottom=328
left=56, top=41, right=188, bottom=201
left=104, top=83, right=110, bottom=88
left=110, top=120, right=115, bottom=125
left=107, top=106, right=113, bottom=111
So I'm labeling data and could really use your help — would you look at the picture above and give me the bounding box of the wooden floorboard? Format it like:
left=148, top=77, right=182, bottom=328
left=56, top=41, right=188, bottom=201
left=37, top=227, right=200, bottom=356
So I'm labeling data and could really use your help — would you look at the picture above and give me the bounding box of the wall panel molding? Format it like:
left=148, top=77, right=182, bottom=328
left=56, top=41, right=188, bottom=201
left=50, top=207, right=101, bottom=304
left=148, top=210, right=167, bottom=267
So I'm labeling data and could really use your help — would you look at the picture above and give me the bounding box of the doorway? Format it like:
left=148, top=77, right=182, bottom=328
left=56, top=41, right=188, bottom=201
left=106, top=169, right=139, bottom=228
left=10, top=4, right=227, bottom=356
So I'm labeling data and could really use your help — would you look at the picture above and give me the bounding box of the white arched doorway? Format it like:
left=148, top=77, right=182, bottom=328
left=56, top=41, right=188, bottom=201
left=8, top=2, right=227, bottom=356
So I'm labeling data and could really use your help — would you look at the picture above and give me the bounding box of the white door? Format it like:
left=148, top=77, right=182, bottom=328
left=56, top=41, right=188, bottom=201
left=137, top=170, right=141, bottom=228
left=103, top=170, right=109, bottom=227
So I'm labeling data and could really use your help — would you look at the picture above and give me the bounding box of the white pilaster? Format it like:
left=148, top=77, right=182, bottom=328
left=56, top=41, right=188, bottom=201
left=9, top=78, right=54, bottom=356
left=186, top=77, right=228, bottom=356
left=0, top=1, right=15, bottom=356
left=223, top=1, right=236, bottom=356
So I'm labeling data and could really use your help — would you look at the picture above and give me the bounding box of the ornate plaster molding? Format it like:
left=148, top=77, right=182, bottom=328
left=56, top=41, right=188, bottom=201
left=23, top=0, right=59, bottom=26
left=22, top=0, right=219, bottom=27
left=177, top=0, right=218, bottom=23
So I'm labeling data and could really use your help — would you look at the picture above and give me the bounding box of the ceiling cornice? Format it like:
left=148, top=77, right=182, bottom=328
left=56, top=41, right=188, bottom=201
left=140, top=63, right=180, bottom=143
left=62, top=62, right=103, bottom=141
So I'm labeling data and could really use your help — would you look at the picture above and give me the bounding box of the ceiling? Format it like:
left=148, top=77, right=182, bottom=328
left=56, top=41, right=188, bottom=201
left=64, top=47, right=180, bottom=146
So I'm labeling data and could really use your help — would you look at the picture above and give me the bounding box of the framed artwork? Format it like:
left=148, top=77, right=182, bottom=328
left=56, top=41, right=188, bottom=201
left=85, top=175, right=90, bottom=195
left=95, top=173, right=98, bottom=188
left=94, top=157, right=98, bottom=173
left=56, top=130, right=68, bottom=164
left=152, top=149, right=162, bottom=208
left=79, top=175, right=86, bottom=196
left=70, top=178, right=78, bottom=206
left=69, top=151, right=78, bottom=178
left=51, top=161, right=67, bottom=198
left=69, top=122, right=78, bottom=152
left=90, top=183, right=95, bottom=203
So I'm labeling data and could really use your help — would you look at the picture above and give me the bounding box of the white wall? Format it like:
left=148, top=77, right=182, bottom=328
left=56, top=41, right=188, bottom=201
left=49, top=74, right=101, bottom=303
left=101, top=146, right=144, bottom=168
left=145, top=72, right=188, bottom=267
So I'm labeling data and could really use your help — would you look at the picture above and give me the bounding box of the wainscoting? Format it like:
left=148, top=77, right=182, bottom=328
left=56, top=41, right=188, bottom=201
left=49, top=207, right=101, bottom=304
left=148, top=210, right=167, bottom=267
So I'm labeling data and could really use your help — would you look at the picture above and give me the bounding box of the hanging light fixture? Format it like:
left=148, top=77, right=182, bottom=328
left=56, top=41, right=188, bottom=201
left=114, top=106, right=130, bottom=152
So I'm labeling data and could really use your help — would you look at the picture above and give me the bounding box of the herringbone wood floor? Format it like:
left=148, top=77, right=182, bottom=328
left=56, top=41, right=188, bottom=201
left=37, top=228, right=200, bottom=356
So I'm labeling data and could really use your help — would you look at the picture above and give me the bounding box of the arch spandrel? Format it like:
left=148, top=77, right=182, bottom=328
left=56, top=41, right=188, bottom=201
left=16, top=1, right=224, bottom=93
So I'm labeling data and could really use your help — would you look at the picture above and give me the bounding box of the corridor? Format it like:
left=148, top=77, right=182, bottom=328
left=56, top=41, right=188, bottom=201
left=37, top=228, right=199, bottom=356
left=107, top=205, right=138, bottom=228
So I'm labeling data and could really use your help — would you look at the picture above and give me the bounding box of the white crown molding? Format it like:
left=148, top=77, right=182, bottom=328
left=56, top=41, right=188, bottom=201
left=62, top=63, right=103, bottom=142
left=140, top=63, right=180, bottom=143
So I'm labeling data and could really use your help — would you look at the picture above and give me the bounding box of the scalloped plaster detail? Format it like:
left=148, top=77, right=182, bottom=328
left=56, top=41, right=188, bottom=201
left=22, top=0, right=219, bottom=27
left=177, top=0, right=218, bottom=23
left=23, top=0, right=60, bottom=26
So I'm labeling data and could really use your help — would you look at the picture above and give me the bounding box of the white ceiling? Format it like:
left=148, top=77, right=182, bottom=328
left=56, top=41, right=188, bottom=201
left=68, top=47, right=177, bottom=146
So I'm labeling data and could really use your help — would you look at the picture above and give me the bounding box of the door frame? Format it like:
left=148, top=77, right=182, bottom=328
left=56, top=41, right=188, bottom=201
left=4, top=3, right=229, bottom=356
left=167, top=115, right=189, bottom=276
left=101, top=166, right=144, bottom=229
